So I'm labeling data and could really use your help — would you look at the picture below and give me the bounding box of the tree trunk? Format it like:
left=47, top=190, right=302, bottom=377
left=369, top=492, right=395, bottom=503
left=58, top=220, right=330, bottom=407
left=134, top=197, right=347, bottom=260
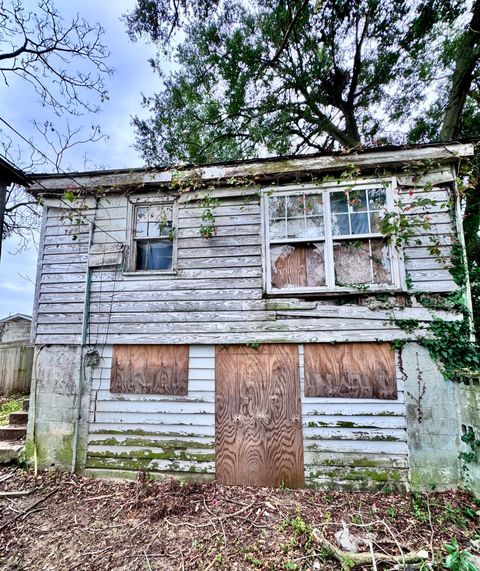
left=440, top=0, right=480, bottom=140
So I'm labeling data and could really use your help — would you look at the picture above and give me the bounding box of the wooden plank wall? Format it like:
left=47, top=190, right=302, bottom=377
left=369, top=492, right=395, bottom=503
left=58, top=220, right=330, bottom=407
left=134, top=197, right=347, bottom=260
left=86, top=345, right=216, bottom=479
left=34, top=178, right=461, bottom=347
left=299, top=345, right=409, bottom=489
left=400, top=184, right=457, bottom=292
left=86, top=343, right=408, bottom=486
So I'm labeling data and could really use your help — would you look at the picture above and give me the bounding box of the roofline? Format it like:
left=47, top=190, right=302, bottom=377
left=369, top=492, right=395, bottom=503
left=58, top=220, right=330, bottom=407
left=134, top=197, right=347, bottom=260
left=0, top=313, right=32, bottom=323
left=0, top=156, right=31, bottom=186
left=29, top=141, right=476, bottom=194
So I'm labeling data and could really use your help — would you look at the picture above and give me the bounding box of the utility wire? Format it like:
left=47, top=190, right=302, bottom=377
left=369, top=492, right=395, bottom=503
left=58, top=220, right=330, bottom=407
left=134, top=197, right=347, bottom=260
left=0, top=115, right=126, bottom=245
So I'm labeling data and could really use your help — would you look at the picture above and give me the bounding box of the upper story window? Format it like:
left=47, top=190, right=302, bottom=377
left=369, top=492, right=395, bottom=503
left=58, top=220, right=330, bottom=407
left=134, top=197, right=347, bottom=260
left=263, top=181, right=402, bottom=294
left=127, top=198, right=177, bottom=273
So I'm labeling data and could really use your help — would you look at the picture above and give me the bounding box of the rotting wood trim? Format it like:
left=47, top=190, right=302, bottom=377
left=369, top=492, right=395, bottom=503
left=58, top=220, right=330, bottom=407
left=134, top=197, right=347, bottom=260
left=30, top=144, right=474, bottom=193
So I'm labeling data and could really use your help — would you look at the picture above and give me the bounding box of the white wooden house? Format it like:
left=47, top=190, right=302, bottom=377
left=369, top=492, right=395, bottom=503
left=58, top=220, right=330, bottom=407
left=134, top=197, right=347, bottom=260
left=26, top=142, right=478, bottom=490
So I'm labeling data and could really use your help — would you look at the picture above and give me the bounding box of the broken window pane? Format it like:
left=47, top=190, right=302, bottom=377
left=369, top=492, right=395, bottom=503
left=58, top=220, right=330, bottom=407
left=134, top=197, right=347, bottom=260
left=271, top=243, right=325, bottom=288
left=368, top=188, right=386, bottom=210
left=334, top=239, right=392, bottom=286
left=371, top=239, right=392, bottom=283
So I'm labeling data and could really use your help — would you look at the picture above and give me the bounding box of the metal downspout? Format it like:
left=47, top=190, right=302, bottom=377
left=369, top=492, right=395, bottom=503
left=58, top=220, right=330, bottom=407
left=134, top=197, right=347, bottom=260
left=72, top=220, right=94, bottom=473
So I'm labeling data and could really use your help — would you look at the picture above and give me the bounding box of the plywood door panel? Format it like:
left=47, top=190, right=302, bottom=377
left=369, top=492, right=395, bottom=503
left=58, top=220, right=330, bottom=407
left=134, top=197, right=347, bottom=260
left=304, top=343, right=396, bottom=399
left=215, top=344, right=304, bottom=488
left=111, top=345, right=189, bottom=395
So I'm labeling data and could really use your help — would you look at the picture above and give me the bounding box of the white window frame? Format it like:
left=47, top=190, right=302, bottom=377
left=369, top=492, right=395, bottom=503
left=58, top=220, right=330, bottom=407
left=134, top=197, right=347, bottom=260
left=125, top=195, right=178, bottom=275
left=261, top=178, right=405, bottom=295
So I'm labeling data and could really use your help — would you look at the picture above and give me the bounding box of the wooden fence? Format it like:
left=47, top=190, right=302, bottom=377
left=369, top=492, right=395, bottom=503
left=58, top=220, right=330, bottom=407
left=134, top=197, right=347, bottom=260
left=0, top=341, right=33, bottom=395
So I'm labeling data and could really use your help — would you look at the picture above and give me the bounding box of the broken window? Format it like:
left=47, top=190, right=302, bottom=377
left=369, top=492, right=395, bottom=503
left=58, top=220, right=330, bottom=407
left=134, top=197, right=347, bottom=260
left=132, top=203, right=175, bottom=271
left=265, top=184, right=398, bottom=292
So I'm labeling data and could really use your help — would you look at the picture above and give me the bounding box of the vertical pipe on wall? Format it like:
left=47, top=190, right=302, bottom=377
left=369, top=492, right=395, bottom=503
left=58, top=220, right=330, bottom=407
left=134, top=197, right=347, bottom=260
left=72, top=220, right=94, bottom=473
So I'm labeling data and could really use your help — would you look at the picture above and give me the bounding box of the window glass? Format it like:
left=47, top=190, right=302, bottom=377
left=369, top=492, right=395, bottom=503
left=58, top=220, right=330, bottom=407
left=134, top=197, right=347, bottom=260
left=269, top=193, right=324, bottom=240
left=266, top=184, right=394, bottom=291
left=134, top=203, right=174, bottom=271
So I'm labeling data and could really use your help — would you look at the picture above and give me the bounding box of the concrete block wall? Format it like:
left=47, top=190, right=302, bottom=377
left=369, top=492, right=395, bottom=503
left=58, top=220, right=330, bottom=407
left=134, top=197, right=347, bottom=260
left=25, top=345, right=90, bottom=472
left=402, top=343, right=462, bottom=490
left=455, top=378, right=480, bottom=496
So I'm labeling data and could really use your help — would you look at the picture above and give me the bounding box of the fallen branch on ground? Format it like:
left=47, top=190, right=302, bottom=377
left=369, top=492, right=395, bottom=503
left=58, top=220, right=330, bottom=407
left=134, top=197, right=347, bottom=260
left=312, top=529, right=429, bottom=570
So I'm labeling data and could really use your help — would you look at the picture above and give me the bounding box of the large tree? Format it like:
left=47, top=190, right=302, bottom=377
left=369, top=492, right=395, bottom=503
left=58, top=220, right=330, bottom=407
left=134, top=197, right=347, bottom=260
left=0, top=0, right=113, bottom=254
left=126, top=0, right=467, bottom=164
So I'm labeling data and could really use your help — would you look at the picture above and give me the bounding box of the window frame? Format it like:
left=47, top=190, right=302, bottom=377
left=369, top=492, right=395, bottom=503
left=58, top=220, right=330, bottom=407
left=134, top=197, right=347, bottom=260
left=125, top=195, right=178, bottom=275
left=261, top=179, right=404, bottom=295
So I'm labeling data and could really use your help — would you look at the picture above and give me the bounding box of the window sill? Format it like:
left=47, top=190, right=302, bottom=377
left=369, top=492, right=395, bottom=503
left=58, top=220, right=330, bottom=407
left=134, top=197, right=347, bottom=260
left=266, top=285, right=404, bottom=297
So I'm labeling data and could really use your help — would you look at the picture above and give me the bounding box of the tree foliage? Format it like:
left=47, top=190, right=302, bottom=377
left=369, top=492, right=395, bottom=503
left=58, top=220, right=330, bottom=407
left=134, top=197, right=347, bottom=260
left=126, top=0, right=467, bottom=165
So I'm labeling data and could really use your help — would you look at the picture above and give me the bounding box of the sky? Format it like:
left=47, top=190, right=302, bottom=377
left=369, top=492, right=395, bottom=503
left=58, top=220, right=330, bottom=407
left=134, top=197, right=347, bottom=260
left=0, top=0, right=162, bottom=317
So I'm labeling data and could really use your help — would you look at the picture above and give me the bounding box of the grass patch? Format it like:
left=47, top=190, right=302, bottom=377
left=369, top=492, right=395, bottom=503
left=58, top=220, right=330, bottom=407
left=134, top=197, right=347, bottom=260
left=0, top=395, right=24, bottom=425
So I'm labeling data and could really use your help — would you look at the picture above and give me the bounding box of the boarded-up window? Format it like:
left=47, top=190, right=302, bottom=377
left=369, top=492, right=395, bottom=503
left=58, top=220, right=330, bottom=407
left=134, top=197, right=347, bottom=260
left=111, top=345, right=189, bottom=395
left=304, top=343, right=397, bottom=399
left=271, top=243, right=326, bottom=288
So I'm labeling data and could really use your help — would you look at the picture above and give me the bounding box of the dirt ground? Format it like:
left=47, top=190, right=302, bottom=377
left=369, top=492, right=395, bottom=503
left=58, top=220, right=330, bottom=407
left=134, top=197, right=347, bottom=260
left=0, top=467, right=479, bottom=571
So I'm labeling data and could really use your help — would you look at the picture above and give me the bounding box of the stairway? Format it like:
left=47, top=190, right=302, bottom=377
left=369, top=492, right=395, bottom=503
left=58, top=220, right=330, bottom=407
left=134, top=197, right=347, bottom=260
left=0, top=399, right=28, bottom=464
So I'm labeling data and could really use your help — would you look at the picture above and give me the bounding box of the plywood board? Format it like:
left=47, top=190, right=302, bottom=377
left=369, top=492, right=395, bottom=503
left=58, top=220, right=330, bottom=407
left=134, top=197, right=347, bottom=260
left=215, top=344, right=304, bottom=488
left=111, top=345, right=189, bottom=395
left=304, top=343, right=397, bottom=399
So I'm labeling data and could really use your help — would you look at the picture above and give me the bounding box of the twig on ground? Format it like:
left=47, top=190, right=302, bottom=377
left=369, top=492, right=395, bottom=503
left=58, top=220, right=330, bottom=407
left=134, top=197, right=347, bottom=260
left=312, top=528, right=429, bottom=570
left=0, top=488, right=57, bottom=532
left=0, top=490, right=33, bottom=498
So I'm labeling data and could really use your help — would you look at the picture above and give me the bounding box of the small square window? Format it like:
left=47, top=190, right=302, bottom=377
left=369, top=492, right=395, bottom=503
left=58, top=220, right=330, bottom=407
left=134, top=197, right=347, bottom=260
left=129, top=202, right=176, bottom=272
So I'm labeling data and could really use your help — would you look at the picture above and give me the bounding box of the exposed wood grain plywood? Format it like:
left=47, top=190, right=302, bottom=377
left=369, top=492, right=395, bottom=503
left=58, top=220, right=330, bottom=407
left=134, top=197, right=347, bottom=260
left=111, top=345, right=189, bottom=395
left=215, top=344, right=304, bottom=488
left=304, top=343, right=396, bottom=399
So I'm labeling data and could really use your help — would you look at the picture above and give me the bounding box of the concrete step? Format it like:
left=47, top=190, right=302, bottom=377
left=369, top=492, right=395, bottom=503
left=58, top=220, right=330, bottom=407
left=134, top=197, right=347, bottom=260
left=0, top=441, right=24, bottom=464
left=0, top=425, right=27, bottom=441
left=9, top=411, right=28, bottom=426
left=22, top=399, right=29, bottom=412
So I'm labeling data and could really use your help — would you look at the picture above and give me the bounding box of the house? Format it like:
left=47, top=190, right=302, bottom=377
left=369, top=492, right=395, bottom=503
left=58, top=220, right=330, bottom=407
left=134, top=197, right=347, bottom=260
left=0, top=314, right=33, bottom=395
left=25, top=142, right=479, bottom=492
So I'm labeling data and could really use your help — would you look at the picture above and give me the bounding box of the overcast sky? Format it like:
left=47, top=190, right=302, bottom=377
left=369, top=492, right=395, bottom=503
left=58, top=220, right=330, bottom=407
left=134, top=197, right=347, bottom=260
left=0, top=0, right=162, bottom=317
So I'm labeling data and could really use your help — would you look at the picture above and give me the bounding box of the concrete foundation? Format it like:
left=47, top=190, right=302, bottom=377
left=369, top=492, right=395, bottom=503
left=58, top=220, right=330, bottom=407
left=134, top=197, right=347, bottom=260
left=402, top=343, right=461, bottom=490
left=455, top=377, right=480, bottom=496
left=25, top=345, right=90, bottom=472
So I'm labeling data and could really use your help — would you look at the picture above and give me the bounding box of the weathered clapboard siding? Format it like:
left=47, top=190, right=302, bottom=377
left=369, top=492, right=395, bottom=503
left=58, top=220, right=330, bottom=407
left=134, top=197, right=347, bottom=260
left=86, top=343, right=408, bottom=486
left=86, top=345, right=216, bottom=478
left=298, top=345, right=409, bottom=489
left=400, top=184, right=458, bottom=292
left=33, top=175, right=462, bottom=346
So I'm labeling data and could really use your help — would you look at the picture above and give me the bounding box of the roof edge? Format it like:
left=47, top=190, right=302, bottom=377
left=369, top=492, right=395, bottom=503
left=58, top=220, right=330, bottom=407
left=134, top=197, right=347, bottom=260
left=29, top=141, right=475, bottom=194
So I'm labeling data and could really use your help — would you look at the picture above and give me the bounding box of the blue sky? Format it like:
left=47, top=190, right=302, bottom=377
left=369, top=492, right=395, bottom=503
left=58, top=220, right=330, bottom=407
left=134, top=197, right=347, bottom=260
left=0, top=0, right=161, bottom=316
